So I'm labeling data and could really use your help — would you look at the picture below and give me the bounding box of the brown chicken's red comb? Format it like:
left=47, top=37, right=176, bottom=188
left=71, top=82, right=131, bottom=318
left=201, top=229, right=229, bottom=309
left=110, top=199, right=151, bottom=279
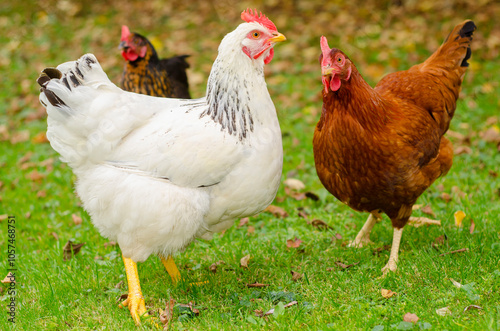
left=320, top=36, right=331, bottom=67
left=241, top=8, right=277, bottom=32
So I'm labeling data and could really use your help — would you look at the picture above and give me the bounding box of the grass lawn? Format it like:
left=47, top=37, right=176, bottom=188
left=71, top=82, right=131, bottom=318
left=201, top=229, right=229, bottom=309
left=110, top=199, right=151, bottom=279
left=1, top=1, right=499, bottom=330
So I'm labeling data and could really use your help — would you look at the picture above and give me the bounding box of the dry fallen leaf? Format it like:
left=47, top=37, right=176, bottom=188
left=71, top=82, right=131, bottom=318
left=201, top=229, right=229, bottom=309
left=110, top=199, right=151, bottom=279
left=440, top=192, right=452, bottom=203
left=62, top=240, right=86, bottom=261
left=309, top=219, right=333, bottom=230
left=10, top=130, right=29, bottom=144
left=238, top=217, right=249, bottom=227
left=0, top=214, right=8, bottom=222
left=381, top=288, right=396, bottom=298
left=421, top=205, right=436, bottom=217
left=50, top=232, right=59, bottom=241
left=454, top=210, right=466, bottom=227
left=18, top=151, right=33, bottom=164
left=104, top=241, right=116, bottom=247
left=261, top=301, right=298, bottom=317
left=32, top=131, right=49, bottom=144
left=114, top=280, right=124, bottom=289
left=264, top=205, right=289, bottom=218
left=1, top=272, right=15, bottom=284
left=246, top=282, right=269, bottom=288
left=209, top=260, right=225, bottom=273
left=247, top=226, right=255, bottom=234
left=469, top=219, right=475, bottom=234
left=291, top=270, right=303, bottom=281
left=240, top=254, right=251, bottom=268
left=403, top=313, right=419, bottom=323
left=284, top=178, right=305, bottom=190
left=27, top=170, right=46, bottom=182
left=463, top=305, right=483, bottom=312
left=72, top=213, right=83, bottom=225
left=160, top=298, right=175, bottom=328
left=436, top=307, right=452, bottom=316
left=439, top=248, right=468, bottom=256
left=335, top=261, right=359, bottom=269
left=449, top=278, right=463, bottom=288
left=286, top=237, right=303, bottom=248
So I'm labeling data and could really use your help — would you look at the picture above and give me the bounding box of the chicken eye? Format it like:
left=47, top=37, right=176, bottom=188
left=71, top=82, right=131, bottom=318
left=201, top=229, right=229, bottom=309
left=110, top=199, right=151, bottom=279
left=337, top=57, right=343, bottom=63
left=252, top=31, right=261, bottom=39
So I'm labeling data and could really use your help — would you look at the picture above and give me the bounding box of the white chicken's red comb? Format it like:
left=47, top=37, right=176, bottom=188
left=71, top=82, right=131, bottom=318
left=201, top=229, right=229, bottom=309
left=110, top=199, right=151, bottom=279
left=320, top=36, right=331, bottom=67
left=241, top=8, right=277, bottom=32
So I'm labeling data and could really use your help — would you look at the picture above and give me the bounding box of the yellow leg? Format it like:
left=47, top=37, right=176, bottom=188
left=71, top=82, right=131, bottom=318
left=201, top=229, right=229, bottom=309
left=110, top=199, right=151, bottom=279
left=119, top=255, right=148, bottom=325
left=348, top=211, right=382, bottom=248
left=160, top=255, right=181, bottom=284
left=382, top=227, right=403, bottom=275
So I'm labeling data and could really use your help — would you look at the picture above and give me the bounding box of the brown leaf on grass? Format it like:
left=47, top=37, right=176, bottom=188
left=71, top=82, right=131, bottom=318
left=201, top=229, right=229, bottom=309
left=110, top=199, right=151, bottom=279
left=240, top=254, right=250, bottom=268
left=260, top=301, right=298, bottom=317
left=309, top=219, right=333, bottom=230
left=489, top=170, right=498, bottom=178
left=372, top=245, right=391, bottom=255
left=0, top=214, right=8, bottom=222
left=332, top=233, right=343, bottom=241
left=421, top=205, right=436, bottom=217
left=264, top=205, right=289, bottom=218
left=62, top=240, right=86, bottom=261
left=177, top=302, right=199, bottom=315
left=480, top=127, right=500, bottom=143
left=104, top=241, right=116, bottom=247
left=283, top=178, right=305, bottom=190
left=451, top=186, right=467, bottom=199
left=464, top=305, right=483, bottom=312
left=32, top=132, right=49, bottom=144
left=381, top=289, right=396, bottom=298
left=0, top=125, right=9, bottom=141
left=246, top=282, right=269, bottom=288
left=114, top=280, right=124, bottom=289
left=285, top=186, right=306, bottom=200
left=436, top=307, right=452, bottom=316
left=454, top=146, right=472, bottom=155
left=440, top=192, right=452, bottom=203
left=160, top=298, right=176, bottom=327
left=403, top=312, right=419, bottom=323
left=238, top=217, right=249, bottom=227
left=1, top=272, right=15, bottom=283
left=335, top=261, right=359, bottom=269
left=27, top=170, right=46, bottom=182
left=469, top=219, right=475, bottom=234
left=298, top=211, right=308, bottom=219
left=18, top=151, right=33, bottom=164
left=247, top=226, right=255, bottom=234
left=291, top=270, right=303, bottom=281
left=36, top=190, right=47, bottom=198
left=209, top=260, right=225, bottom=273
left=72, top=214, right=83, bottom=225
left=286, top=237, right=302, bottom=248
left=432, top=234, right=447, bottom=249
left=10, top=130, right=29, bottom=144
left=254, top=309, right=264, bottom=317
left=305, top=191, right=320, bottom=201
left=50, top=232, right=59, bottom=241
left=439, top=248, right=468, bottom=256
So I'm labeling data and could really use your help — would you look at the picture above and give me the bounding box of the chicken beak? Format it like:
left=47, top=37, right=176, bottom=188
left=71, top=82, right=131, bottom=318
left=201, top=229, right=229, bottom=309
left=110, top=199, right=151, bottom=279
left=118, top=41, right=128, bottom=50
left=322, top=67, right=334, bottom=76
left=268, top=32, right=287, bottom=44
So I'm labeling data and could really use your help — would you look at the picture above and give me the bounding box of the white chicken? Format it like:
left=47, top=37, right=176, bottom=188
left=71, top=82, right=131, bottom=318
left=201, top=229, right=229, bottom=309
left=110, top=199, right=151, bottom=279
left=37, top=9, right=286, bottom=325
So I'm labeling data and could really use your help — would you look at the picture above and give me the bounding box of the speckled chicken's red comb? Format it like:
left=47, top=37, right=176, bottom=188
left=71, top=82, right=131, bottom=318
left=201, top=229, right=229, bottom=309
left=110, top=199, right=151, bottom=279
left=241, top=8, right=277, bottom=32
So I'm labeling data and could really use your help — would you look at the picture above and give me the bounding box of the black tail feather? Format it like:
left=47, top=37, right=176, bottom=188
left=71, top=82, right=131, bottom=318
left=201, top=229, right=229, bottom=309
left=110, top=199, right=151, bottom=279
left=460, top=21, right=475, bottom=67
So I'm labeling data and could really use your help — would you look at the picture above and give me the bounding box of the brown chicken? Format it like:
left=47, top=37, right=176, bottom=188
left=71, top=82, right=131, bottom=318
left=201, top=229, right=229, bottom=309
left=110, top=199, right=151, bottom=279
left=119, top=25, right=191, bottom=98
left=313, top=20, right=475, bottom=274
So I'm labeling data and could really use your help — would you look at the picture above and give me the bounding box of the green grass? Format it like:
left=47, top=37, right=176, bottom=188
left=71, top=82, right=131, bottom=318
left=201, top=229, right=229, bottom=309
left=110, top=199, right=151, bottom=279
left=1, top=1, right=500, bottom=330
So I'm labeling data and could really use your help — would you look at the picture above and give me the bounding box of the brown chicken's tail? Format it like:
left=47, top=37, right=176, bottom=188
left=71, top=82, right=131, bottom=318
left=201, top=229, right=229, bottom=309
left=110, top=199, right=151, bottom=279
left=424, top=20, right=476, bottom=76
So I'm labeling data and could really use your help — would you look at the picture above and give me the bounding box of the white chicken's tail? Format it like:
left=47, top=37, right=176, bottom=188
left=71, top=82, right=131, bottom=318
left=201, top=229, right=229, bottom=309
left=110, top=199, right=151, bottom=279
left=38, top=54, right=122, bottom=168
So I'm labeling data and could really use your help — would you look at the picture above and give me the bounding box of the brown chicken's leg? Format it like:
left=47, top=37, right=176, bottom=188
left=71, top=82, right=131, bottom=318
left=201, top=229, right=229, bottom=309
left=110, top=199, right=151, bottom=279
left=160, top=255, right=181, bottom=284
left=348, top=211, right=382, bottom=247
left=119, top=255, right=151, bottom=325
left=381, top=227, right=403, bottom=275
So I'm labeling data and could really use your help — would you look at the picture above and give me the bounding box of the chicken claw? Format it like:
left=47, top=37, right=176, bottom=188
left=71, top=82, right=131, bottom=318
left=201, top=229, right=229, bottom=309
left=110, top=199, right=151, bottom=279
left=120, top=255, right=153, bottom=325
left=160, top=255, right=181, bottom=284
left=381, top=227, right=403, bottom=275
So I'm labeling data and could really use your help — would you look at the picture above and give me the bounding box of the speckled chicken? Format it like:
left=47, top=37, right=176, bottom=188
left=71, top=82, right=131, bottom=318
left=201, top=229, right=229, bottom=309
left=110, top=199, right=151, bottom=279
left=119, top=25, right=191, bottom=98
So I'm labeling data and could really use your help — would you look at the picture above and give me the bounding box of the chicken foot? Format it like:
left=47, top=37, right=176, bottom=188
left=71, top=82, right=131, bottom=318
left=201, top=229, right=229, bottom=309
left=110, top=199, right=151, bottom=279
left=348, top=211, right=382, bottom=247
left=119, top=255, right=156, bottom=326
left=381, top=227, right=403, bottom=275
